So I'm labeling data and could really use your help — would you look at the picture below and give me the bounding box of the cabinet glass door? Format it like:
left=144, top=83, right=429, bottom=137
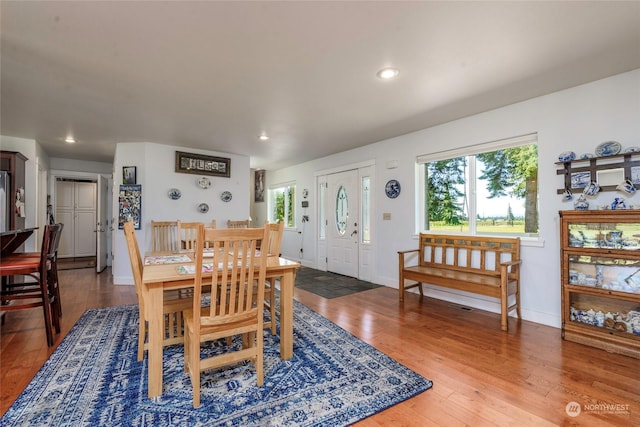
left=568, top=254, right=640, bottom=294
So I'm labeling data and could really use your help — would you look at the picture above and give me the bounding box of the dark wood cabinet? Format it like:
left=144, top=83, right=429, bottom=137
left=0, top=151, right=28, bottom=231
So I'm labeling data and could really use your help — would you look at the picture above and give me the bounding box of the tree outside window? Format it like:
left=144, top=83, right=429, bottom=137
left=421, top=137, right=538, bottom=237
left=269, top=184, right=295, bottom=227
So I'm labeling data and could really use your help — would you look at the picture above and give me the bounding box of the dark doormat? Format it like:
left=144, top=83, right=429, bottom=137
left=58, top=257, right=96, bottom=270
left=295, top=267, right=383, bottom=299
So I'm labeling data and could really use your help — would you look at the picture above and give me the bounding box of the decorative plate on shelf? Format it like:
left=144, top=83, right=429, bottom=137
left=198, top=203, right=209, bottom=213
left=595, top=141, right=621, bottom=157
left=579, top=153, right=594, bottom=160
left=624, top=146, right=640, bottom=154
left=197, top=176, right=211, bottom=189
left=385, top=179, right=401, bottom=199
left=220, top=191, right=232, bottom=202
left=168, top=188, right=181, bottom=200
left=558, top=151, right=576, bottom=162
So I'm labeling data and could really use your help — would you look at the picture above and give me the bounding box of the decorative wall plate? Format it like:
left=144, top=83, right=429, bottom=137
left=558, top=151, right=576, bottom=162
left=198, top=176, right=211, bottom=189
left=624, top=146, right=640, bottom=154
left=385, top=179, right=401, bottom=199
left=168, top=188, right=181, bottom=200
left=220, top=191, right=232, bottom=202
left=198, top=203, right=209, bottom=213
left=595, top=141, right=621, bottom=157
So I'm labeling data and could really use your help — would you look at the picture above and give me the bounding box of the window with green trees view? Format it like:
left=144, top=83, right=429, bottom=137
left=269, top=184, right=296, bottom=227
left=418, top=134, right=539, bottom=237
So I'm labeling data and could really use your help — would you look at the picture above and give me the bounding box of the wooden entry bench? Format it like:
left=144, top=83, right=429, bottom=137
left=398, top=233, right=522, bottom=331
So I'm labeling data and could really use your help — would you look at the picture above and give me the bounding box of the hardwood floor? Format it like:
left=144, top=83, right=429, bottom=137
left=2, top=268, right=639, bottom=425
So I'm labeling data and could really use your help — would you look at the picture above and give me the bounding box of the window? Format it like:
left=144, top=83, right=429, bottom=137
left=268, top=184, right=296, bottom=227
left=417, top=134, right=539, bottom=237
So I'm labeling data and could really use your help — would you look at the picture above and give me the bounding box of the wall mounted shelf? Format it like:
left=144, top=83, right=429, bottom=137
left=556, top=153, right=640, bottom=194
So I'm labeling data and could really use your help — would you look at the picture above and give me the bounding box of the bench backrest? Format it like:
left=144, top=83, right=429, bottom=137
left=418, top=233, right=520, bottom=277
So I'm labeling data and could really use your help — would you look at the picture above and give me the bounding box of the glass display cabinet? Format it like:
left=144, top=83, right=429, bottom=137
left=559, top=210, right=640, bottom=359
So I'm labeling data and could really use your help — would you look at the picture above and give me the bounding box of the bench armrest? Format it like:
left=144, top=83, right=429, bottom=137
left=398, top=249, right=419, bottom=269
left=398, top=249, right=419, bottom=256
left=500, top=259, right=522, bottom=276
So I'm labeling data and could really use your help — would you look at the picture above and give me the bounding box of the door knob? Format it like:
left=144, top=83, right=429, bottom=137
left=350, top=230, right=358, bottom=237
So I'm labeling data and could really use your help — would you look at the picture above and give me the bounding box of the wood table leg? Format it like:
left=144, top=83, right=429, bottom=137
left=147, top=282, right=164, bottom=398
left=279, top=270, right=295, bottom=360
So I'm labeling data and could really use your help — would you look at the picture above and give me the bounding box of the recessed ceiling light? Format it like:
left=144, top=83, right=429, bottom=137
left=259, top=134, right=269, bottom=141
left=376, top=67, right=399, bottom=80
left=65, top=136, right=76, bottom=143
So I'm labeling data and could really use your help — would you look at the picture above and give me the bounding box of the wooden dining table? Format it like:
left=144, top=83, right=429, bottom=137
left=141, top=253, right=300, bottom=398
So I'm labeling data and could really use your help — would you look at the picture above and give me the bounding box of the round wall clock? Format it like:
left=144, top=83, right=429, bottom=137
left=385, top=179, right=401, bottom=198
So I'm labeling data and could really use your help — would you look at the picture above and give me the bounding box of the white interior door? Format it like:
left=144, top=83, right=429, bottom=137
left=327, top=169, right=358, bottom=277
left=96, top=175, right=108, bottom=272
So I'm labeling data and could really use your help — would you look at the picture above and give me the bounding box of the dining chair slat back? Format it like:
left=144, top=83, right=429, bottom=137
left=177, top=221, right=200, bottom=250
left=263, top=221, right=284, bottom=335
left=150, top=220, right=179, bottom=252
left=184, top=223, right=270, bottom=408
left=227, top=219, right=250, bottom=229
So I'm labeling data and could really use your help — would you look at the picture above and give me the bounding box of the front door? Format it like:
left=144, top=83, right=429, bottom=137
left=327, top=169, right=358, bottom=277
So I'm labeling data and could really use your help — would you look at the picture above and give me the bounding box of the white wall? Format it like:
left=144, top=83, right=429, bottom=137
left=112, top=142, right=251, bottom=284
left=50, top=157, right=112, bottom=175
left=0, top=136, right=50, bottom=251
left=264, top=69, right=640, bottom=328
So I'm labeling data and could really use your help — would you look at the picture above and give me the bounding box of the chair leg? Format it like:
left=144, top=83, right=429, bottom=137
left=256, top=329, right=263, bottom=387
left=137, top=318, right=146, bottom=362
left=39, top=279, right=55, bottom=347
left=190, top=333, right=201, bottom=408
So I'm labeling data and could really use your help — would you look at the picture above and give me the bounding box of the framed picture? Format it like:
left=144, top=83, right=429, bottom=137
left=118, top=184, right=142, bottom=230
left=175, top=151, right=231, bottom=177
left=255, top=169, right=265, bottom=202
left=123, top=166, right=136, bottom=184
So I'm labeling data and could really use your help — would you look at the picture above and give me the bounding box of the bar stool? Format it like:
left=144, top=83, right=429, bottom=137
left=0, top=224, right=63, bottom=346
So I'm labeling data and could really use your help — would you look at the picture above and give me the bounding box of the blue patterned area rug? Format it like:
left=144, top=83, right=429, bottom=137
left=1, top=300, right=432, bottom=426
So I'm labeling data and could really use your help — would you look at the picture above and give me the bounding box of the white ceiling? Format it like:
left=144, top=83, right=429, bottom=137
left=2, top=1, right=639, bottom=170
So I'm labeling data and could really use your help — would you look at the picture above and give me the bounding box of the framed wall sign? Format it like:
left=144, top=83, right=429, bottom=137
left=175, top=151, right=230, bottom=177
left=118, top=184, right=142, bottom=230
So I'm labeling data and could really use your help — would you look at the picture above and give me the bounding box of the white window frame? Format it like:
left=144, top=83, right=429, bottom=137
left=416, top=133, right=539, bottom=239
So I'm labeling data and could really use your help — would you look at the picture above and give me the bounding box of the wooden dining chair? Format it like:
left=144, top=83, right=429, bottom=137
left=227, top=219, right=250, bottom=229
left=177, top=221, right=201, bottom=250
left=6, top=223, right=65, bottom=318
left=0, top=224, right=63, bottom=346
left=123, top=221, right=192, bottom=361
left=183, top=223, right=270, bottom=408
left=263, top=221, right=284, bottom=335
left=150, top=220, right=179, bottom=252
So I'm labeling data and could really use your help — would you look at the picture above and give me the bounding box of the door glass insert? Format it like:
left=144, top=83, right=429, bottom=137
left=336, top=185, right=348, bottom=235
